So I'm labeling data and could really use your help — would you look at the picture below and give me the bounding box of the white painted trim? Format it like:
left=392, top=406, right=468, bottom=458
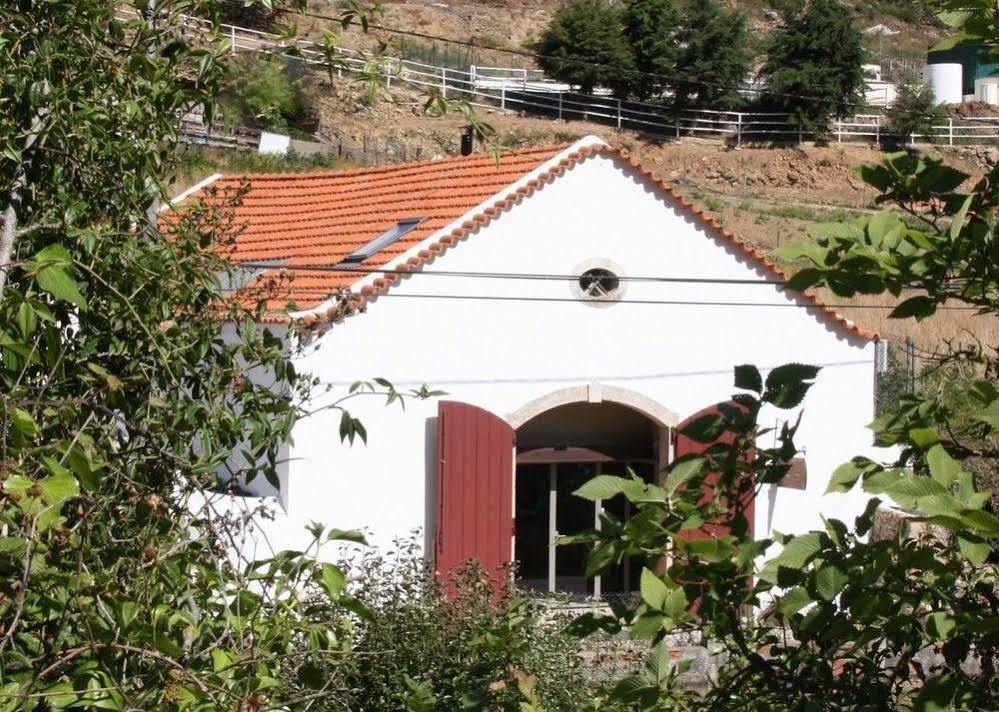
left=287, top=136, right=609, bottom=321
left=161, top=173, right=224, bottom=211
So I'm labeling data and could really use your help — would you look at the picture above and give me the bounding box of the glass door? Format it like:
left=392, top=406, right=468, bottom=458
left=554, top=462, right=597, bottom=595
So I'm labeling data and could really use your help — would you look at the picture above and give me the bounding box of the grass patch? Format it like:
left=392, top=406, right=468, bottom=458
left=170, top=146, right=355, bottom=191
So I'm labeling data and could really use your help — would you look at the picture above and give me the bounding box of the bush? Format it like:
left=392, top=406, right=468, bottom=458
left=335, top=534, right=596, bottom=711
left=534, top=0, right=635, bottom=96
left=884, top=72, right=949, bottom=146
left=219, top=55, right=317, bottom=135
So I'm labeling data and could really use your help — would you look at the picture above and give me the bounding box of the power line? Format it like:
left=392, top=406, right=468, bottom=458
left=239, top=263, right=974, bottom=297
left=275, top=6, right=869, bottom=110
left=281, top=290, right=981, bottom=311
left=237, top=262, right=788, bottom=286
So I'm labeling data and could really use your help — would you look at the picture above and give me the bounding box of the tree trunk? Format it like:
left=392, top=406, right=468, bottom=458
left=0, top=104, right=47, bottom=300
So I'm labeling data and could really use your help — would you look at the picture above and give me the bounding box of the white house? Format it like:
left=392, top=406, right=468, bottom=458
left=186, top=136, right=882, bottom=596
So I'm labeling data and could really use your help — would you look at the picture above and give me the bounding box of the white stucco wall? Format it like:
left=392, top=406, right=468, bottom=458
left=244, top=149, right=883, bottom=559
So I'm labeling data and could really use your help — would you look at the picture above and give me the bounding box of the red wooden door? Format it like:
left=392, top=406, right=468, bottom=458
left=673, top=401, right=755, bottom=540
left=435, top=401, right=515, bottom=583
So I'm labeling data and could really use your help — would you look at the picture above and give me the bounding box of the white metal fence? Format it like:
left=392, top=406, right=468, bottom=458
left=121, top=8, right=999, bottom=147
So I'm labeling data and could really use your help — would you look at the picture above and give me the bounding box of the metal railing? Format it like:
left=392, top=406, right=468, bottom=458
left=121, top=8, right=999, bottom=147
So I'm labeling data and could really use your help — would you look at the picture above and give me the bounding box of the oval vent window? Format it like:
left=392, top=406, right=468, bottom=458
left=578, top=268, right=620, bottom=299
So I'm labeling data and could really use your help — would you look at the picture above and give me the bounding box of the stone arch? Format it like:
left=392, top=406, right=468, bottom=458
left=506, top=383, right=678, bottom=430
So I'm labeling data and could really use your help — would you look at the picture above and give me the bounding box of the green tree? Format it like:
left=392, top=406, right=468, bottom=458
left=534, top=0, right=635, bottom=96
left=0, top=0, right=403, bottom=708
left=621, top=0, right=681, bottom=101
left=759, top=0, right=866, bottom=131
left=884, top=71, right=950, bottom=146
left=670, top=0, right=750, bottom=110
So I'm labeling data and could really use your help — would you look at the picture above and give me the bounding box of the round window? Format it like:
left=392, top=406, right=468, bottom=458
left=578, top=268, right=620, bottom=299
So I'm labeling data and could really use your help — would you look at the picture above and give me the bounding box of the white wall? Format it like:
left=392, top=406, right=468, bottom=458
left=248, top=152, right=883, bottom=558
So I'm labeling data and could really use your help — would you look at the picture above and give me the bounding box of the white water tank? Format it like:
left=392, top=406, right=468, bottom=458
left=924, top=63, right=964, bottom=104
left=975, top=78, right=999, bottom=105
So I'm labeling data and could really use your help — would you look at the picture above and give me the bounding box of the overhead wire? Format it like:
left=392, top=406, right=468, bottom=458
left=277, top=289, right=981, bottom=312
left=238, top=263, right=985, bottom=311
left=236, top=262, right=789, bottom=286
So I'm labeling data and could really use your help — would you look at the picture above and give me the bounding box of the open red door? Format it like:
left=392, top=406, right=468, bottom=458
left=673, top=401, right=755, bottom=540
left=435, top=401, right=515, bottom=583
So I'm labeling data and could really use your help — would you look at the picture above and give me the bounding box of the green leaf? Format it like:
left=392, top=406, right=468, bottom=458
left=956, top=534, right=989, bottom=566
left=777, top=586, right=812, bottom=616
left=662, top=586, right=688, bottom=618
left=925, top=444, right=960, bottom=487
left=574, top=475, right=629, bottom=501
left=961, top=509, right=999, bottom=537
left=826, top=458, right=873, bottom=494
left=914, top=674, right=956, bottom=712
left=318, top=563, right=346, bottom=599
left=30, top=244, right=72, bottom=267
left=640, top=568, right=669, bottom=610
left=925, top=612, right=956, bottom=641
left=949, top=194, right=972, bottom=239
left=325, top=528, right=368, bottom=544
left=629, top=612, right=665, bottom=639
left=890, top=296, right=936, bottom=321
left=663, top=458, right=704, bottom=496
left=908, top=428, right=940, bottom=448
left=37, top=265, right=87, bottom=309
left=815, top=565, right=848, bottom=600
left=784, top=267, right=823, bottom=291
left=11, top=408, right=37, bottom=438
left=764, top=363, right=820, bottom=408
left=773, top=532, right=823, bottom=570
left=733, top=364, right=762, bottom=393
left=212, top=648, right=235, bottom=673
left=38, top=471, right=79, bottom=506
left=974, top=398, right=999, bottom=429
left=854, top=162, right=893, bottom=191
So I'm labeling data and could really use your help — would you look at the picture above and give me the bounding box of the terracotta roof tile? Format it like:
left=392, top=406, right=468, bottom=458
left=177, top=140, right=876, bottom=341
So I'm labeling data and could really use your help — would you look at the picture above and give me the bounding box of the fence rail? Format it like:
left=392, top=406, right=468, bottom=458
left=123, top=8, right=999, bottom=147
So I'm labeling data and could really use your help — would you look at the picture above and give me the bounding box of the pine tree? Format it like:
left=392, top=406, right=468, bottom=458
left=760, top=0, right=865, bottom=131
left=621, top=0, right=681, bottom=101
left=534, top=0, right=635, bottom=96
left=671, top=0, right=750, bottom=110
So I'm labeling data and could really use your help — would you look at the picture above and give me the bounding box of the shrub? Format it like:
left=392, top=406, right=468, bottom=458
left=334, top=534, right=596, bottom=711
left=219, top=55, right=316, bottom=135
left=884, top=71, right=949, bottom=146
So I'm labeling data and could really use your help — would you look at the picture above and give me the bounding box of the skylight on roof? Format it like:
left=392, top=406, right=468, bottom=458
left=342, top=218, right=424, bottom=263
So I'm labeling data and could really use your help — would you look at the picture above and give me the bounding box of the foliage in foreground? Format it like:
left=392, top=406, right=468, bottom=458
left=335, top=536, right=595, bottom=712
left=570, top=138, right=998, bottom=712
left=0, top=0, right=388, bottom=708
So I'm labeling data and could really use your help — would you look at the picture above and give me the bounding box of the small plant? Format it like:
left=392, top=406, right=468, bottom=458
left=219, top=55, right=316, bottom=134
left=884, top=71, right=949, bottom=147
left=702, top=194, right=725, bottom=213
left=334, top=534, right=596, bottom=711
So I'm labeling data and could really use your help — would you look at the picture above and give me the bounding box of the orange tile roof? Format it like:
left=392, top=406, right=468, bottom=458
left=180, top=140, right=876, bottom=341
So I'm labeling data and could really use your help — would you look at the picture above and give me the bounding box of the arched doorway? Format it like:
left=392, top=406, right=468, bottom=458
left=513, top=400, right=669, bottom=597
